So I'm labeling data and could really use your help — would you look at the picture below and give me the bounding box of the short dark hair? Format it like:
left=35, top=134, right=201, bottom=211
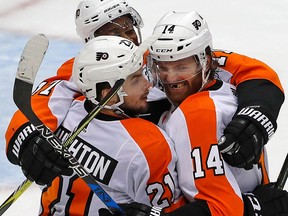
left=193, top=46, right=217, bottom=80
left=95, top=82, right=111, bottom=101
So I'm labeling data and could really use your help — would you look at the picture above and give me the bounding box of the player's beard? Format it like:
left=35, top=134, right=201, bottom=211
left=119, top=101, right=150, bottom=117
left=120, top=106, right=149, bottom=117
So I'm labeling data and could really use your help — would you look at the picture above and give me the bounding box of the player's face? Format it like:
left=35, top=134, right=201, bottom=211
left=120, top=69, right=152, bottom=115
left=154, top=56, right=202, bottom=106
left=94, top=15, right=139, bottom=45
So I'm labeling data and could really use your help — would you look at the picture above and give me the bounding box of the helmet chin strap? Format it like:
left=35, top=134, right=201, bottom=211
left=197, top=54, right=211, bottom=92
left=136, top=26, right=142, bottom=45
left=106, top=88, right=127, bottom=111
left=198, top=69, right=211, bottom=92
left=113, top=107, right=133, bottom=118
left=91, top=87, right=128, bottom=112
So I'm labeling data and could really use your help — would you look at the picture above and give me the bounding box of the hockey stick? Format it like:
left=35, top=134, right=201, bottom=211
left=0, top=34, right=48, bottom=216
left=275, top=153, right=288, bottom=190
left=1, top=33, right=161, bottom=215
left=0, top=73, right=123, bottom=215
left=0, top=179, right=32, bottom=215
left=1, top=34, right=123, bottom=215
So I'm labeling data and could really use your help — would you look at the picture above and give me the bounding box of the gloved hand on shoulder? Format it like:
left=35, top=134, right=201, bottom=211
left=99, top=200, right=211, bottom=216
left=19, top=134, right=73, bottom=185
left=243, top=183, right=288, bottom=216
left=99, top=202, right=164, bottom=216
left=218, top=106, right=276, bottom=170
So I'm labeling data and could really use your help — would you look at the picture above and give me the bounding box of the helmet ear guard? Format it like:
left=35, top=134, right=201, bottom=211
left=75, top=0, right=144, bottom=43
left=72, top=35, right=143, bottom=109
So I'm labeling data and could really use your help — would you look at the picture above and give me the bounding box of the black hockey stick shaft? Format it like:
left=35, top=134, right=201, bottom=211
left=275, top=153, right=288, bottom=190
left=0, top=179, right=32, bottom=215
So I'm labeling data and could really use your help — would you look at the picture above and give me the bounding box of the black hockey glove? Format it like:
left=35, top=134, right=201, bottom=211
left=218, top=106, right=276, bottom=170
left=99, top=202, right=165, bottom=216
left=243, top=183, right=288, bottom=216
left=19, top=134, right=73, bottom=185
left=99, top=201, right=211, bottom=216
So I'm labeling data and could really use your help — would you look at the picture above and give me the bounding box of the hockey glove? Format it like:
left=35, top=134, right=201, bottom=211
left=19, top=134, right=73, bottom=185
left=218, top=106, right=276, bottom=170
left=99, top=201, right=211, bottom=216
left=99, top=202, right=164, bottom=216
left=243, top=183, right=288, bottom=216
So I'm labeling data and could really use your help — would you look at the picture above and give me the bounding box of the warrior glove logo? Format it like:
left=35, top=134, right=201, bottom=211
left=237, top=107, right=275, bottom=140
left=96, top=52, right=109, bottom=61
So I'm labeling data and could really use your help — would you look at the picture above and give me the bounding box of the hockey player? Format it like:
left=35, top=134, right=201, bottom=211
left=5, top=0, right=284, bottom=187
left=40, top=35, right=286, bottom=216
left=38, top=35, right=188, bottom=215
left=99, top=11, right=288, bottom=216
left=5, top=0, right=145, bottom=185
left=152, top=11, right=269, bottom=193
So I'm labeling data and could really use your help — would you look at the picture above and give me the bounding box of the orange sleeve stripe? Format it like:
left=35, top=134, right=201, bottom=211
left=5, top=58, right=75, bottom=150
left=5, top=85, right=64, bottom=151
left=260, top=150, right=270, bottom=184
left=5, top=110, right=29, bottom=151
left=56, top=58, right=75, bottom=78
left=31, top=88, right=59, bottom=131
left=214, top=51, right=284, bottom=93
left=28, top=58, right=75, bottom=131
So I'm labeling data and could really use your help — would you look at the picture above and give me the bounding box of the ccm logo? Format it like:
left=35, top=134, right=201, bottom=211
left=156, top=48, right=173, bottom=53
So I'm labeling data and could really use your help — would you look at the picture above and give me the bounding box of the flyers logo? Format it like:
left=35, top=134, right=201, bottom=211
left=96, top=52, right=109, bottom=61
left=192, top=19, right=202, bottom=30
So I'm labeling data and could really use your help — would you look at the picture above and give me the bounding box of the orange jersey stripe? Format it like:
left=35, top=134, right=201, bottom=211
left=180, top=92, right=243, bottom=215
left=214, top=50, right=284, bottom=93
left=67, top=177, right=93, bottom=215
left=5, top=110, right=29, bottom=152
left=259, top=150, right=270, bottom=185
left=120, top=118, right=186, bottom=211
left=40, top=177, right=61, bottom=215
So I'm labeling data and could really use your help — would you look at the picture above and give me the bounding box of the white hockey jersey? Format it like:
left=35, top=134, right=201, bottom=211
left=159, top=79, right=269, bottom=215
left=39, top=98, right=186, bottom=215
